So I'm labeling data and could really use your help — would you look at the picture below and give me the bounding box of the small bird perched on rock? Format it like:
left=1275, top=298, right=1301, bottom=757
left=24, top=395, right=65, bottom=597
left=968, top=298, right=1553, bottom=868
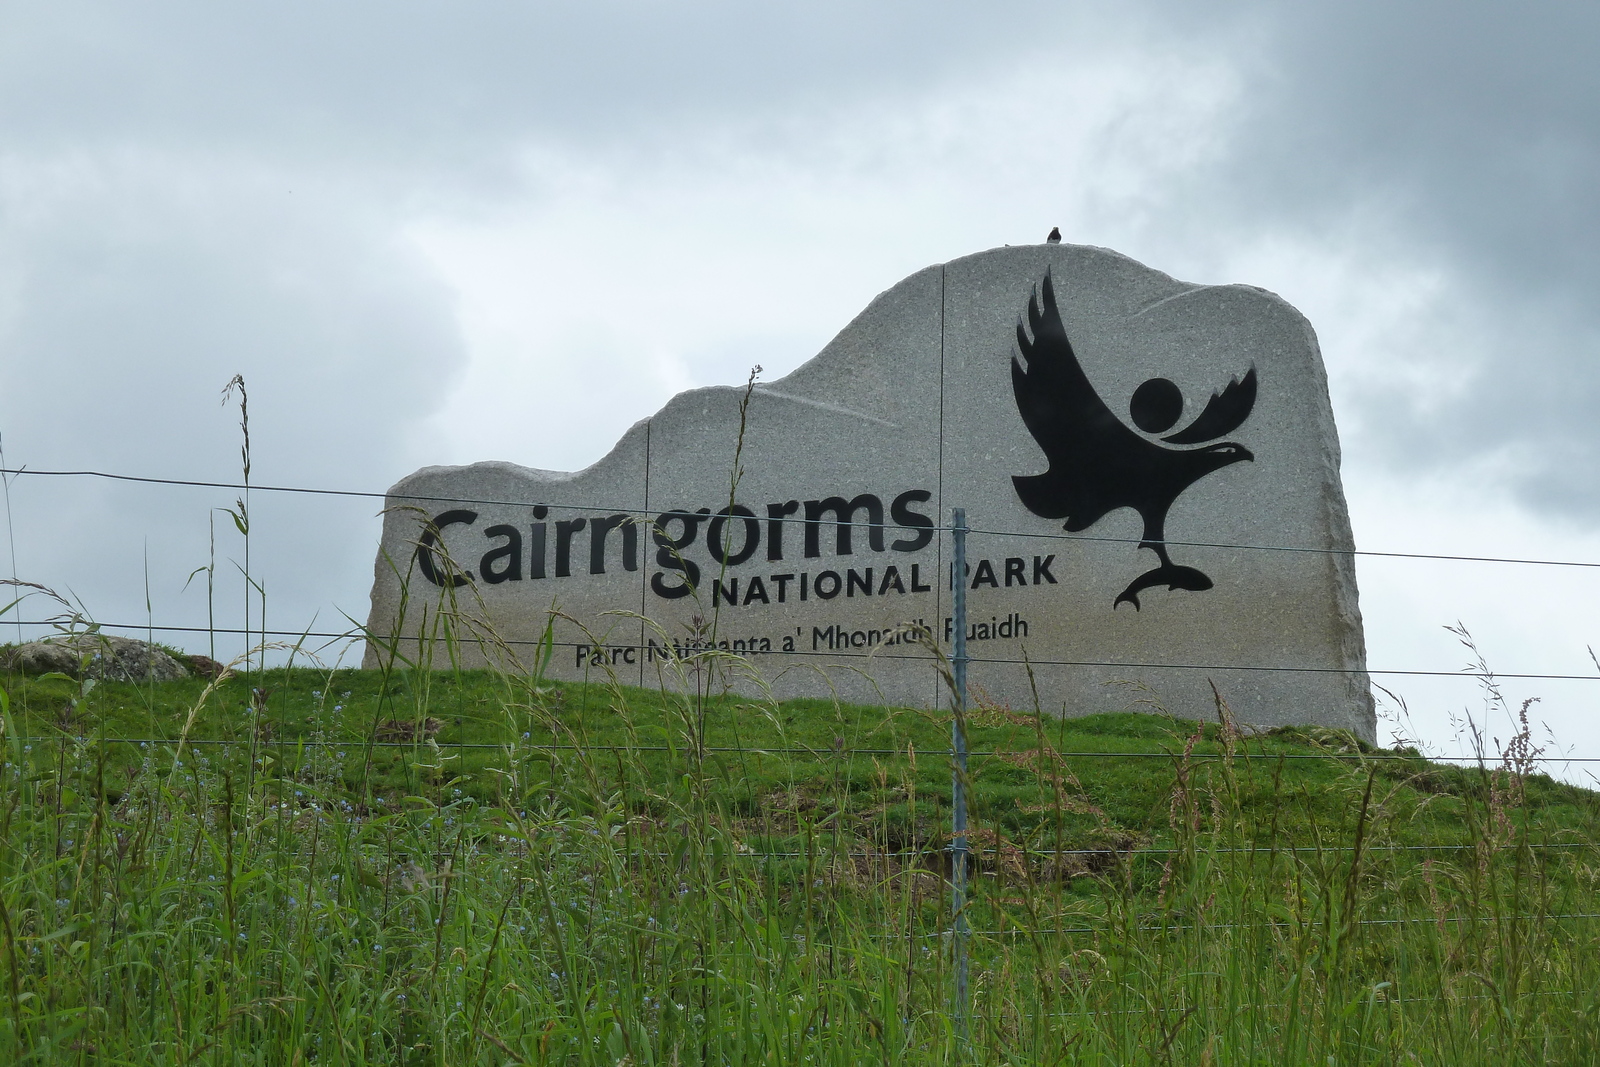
left=1046, top=227, right=1061, bottom=243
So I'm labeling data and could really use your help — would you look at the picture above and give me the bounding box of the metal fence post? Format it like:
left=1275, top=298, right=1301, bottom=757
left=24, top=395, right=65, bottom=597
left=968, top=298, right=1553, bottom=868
left=950, top=507, right=970, bottom=1050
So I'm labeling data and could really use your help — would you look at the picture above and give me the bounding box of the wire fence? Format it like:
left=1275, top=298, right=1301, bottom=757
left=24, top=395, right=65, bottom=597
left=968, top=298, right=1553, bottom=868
left=6, top=465, right=1600, bottom=570
left=2, top=463, right=1594, bottom=756
left=3, top=461, right=1598, bottom=1045
left=9, top=616, right=1600, bottom=683
left=1, top=463, right=1596, bottom=769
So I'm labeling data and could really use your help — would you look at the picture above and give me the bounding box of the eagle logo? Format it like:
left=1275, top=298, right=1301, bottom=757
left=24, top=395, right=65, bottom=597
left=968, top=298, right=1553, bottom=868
left=1010, top=270, right=1257, bottom=610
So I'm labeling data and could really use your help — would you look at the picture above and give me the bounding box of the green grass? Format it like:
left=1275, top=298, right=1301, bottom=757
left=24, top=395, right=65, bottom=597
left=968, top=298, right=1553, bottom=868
left=2, top=661, right=1599, bottom=1064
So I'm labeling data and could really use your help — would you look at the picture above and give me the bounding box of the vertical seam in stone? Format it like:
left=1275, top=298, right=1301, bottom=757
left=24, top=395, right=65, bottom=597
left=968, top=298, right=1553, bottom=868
left=639, top=420, right=651, bottom=689
left=936, top=264, right=947, bottom=710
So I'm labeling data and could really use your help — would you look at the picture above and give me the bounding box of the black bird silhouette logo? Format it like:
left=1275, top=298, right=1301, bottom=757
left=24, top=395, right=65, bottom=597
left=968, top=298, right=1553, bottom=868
left=1010, top=270, right=1258, bottom=609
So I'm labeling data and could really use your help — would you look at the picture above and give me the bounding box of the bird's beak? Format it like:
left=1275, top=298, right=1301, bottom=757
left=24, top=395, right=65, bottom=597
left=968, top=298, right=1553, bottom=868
left=1239, top=446, right=1255, bottom=463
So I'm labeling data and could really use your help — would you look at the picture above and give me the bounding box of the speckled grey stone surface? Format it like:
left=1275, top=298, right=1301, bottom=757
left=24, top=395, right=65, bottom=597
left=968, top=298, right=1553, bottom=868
left=365, top=244, right=1373, bottom=740
left=3, top=635, right=191, bottom=682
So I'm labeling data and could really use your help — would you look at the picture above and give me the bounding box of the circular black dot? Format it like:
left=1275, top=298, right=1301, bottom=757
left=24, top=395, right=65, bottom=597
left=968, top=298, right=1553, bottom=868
left=1130, top=378, right=1183, bottom=434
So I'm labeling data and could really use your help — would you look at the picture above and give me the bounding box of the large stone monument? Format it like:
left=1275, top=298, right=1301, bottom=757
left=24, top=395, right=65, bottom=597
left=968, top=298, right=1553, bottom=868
left=365, top=242, right=1374, bottom=740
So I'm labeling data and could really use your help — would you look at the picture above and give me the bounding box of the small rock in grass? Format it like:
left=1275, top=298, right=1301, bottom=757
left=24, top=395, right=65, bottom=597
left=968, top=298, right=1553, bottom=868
left=187, top=654, right=226, bottom=679
left=0, top=635, right=190, bottom=682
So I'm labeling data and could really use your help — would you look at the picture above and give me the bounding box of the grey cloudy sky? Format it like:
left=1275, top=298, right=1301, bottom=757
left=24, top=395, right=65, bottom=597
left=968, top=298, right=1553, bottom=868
left=1, top=1, right=1596, bottom=759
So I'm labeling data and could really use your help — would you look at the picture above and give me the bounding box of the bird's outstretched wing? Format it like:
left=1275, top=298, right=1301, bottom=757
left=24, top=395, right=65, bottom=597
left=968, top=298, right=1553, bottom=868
left=1011, top=270, right=1145, bottom=525
left=1162, top=367, right=1257, bottom=445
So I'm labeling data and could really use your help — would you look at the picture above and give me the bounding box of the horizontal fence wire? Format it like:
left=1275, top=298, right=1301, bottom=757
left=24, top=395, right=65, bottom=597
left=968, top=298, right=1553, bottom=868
left=730, top=846, right=1594, bottom=862
left=16, top=734, right=1600, bottom=763
left=466, top=844, right=1596, bottom=859
left=783, top=846, right=1585, bottom=859
left=4, top=466, right=1599, bottom=570
left=962, top=524, right=1600, bottom=570
left=1018, top=990, right=1588, bottom=1021
left=170, top=844, right=1589, bottom=861
left=183, top=841, right=1589, bottom=868
left=8, top=618, right=1599, bottom=685
left=552, top=915, right=1600, bottom=942
left=634, top=914, right=1600, bottom=944
left=946, top=914, right=1600, bottom=938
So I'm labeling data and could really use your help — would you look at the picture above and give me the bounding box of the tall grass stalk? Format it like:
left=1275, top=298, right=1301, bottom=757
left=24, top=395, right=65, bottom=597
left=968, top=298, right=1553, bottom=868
left=222, top=374, right=252, bottom=675
left=0, top=430, right=20, bottom=645
left=3, top=597, right=1599, bottom=1063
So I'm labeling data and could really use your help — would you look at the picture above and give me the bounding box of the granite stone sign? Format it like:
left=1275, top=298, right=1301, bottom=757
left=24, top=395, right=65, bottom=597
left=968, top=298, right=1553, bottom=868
left=365, top=242, right=1374, bottom=740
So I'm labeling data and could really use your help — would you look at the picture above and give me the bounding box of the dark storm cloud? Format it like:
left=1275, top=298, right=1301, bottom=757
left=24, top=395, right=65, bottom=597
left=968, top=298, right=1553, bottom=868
left=1187, top=2, right=1600, bottom=516
left=1261, top=2, right=1600, bottom=286
left=0, top=3, right=1245, bottom=157
left=0, top=3, right=1018, bottom=153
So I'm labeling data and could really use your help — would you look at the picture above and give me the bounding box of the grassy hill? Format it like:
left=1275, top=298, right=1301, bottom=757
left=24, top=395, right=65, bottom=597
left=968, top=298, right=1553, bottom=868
left=2, top=663, right=1598, bottom=1063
